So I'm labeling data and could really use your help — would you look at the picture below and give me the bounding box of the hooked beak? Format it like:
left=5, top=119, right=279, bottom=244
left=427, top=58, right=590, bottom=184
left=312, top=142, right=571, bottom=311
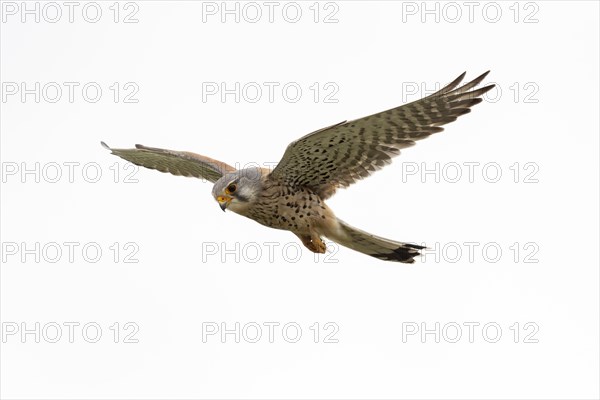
left=217, top=195, right=232, bottom=212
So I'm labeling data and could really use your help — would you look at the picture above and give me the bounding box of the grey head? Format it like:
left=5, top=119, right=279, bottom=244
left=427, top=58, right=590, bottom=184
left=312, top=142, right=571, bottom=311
left=212, top=167, right=264, bottom=214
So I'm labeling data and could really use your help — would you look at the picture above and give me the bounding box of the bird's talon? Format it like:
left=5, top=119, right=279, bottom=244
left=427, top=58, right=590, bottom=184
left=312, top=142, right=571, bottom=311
left=307, top=238, right=326, bottom=254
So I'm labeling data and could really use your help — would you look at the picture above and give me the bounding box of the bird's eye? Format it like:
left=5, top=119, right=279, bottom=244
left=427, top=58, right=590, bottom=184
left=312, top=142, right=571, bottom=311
left=226, top=184, right=237, bottom=194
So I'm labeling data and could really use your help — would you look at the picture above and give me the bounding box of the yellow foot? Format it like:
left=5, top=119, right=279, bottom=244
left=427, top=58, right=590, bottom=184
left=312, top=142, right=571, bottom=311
left=299, top=235, right=327, bottom=254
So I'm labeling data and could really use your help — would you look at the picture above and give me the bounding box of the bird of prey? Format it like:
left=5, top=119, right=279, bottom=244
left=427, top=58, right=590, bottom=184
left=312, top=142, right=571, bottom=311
left=103, top=71, right=494, bottom=263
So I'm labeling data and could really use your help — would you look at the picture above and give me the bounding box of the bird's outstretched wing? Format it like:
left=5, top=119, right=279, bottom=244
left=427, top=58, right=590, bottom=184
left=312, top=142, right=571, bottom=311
left=101, top=142, right=236, bottom=183
left=270, top=71, right=495, bottom=199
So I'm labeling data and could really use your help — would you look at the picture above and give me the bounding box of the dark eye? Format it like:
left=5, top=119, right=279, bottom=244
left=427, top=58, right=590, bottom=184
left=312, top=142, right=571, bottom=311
left=226, top=184, right=237, bottom=194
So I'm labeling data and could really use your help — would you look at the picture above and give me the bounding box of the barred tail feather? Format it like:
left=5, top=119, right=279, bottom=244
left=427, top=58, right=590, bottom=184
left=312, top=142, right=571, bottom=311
left=326, top=219, right=425, bottom=263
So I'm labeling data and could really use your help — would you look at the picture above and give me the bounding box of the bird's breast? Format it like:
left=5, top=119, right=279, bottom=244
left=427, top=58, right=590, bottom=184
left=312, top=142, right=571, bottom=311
left=245, top=183, right=332, bottom=234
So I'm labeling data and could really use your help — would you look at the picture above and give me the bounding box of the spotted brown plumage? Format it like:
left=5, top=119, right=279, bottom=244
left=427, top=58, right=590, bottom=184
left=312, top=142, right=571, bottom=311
left=271, top=71, right=494, bottom=199
left=103, top=71, right=494, bottom=263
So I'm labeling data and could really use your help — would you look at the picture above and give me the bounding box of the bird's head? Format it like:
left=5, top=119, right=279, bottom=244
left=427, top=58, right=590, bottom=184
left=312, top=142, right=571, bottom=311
left=212, top=168, right=263, bottom=214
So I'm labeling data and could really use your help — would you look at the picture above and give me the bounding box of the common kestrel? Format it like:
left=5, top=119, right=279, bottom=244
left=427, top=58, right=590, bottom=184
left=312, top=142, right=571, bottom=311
left=102, top=71, right=494, bottom=263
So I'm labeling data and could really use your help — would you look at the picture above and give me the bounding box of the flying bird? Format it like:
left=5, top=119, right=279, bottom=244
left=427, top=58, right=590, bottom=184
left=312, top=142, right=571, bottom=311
left=102, top=71, right=494, bottom=263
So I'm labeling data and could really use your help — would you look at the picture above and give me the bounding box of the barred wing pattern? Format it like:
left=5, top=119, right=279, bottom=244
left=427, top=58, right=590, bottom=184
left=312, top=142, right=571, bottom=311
left=101, top=142, right=235, bottom=183
left=270, top=71, right=494, bottom=199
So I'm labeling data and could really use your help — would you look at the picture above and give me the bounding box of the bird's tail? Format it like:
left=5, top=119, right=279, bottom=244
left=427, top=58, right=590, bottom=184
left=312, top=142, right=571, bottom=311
left=326, top=219, right=425, bottom=263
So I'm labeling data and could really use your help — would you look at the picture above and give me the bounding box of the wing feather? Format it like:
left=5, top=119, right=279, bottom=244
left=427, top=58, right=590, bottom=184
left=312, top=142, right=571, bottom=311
left=101, top=142, right=235, bottom=183
left=270, top=71, right=495, bottom=198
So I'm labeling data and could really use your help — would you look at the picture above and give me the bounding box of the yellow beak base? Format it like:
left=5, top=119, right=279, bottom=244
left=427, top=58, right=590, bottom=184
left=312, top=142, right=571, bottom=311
left=217, top=196, right=232, bottom=211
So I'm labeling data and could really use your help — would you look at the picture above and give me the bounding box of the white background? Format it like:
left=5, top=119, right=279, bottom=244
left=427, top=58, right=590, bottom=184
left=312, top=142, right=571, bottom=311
left=1, top=1, right=599, bottom=399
